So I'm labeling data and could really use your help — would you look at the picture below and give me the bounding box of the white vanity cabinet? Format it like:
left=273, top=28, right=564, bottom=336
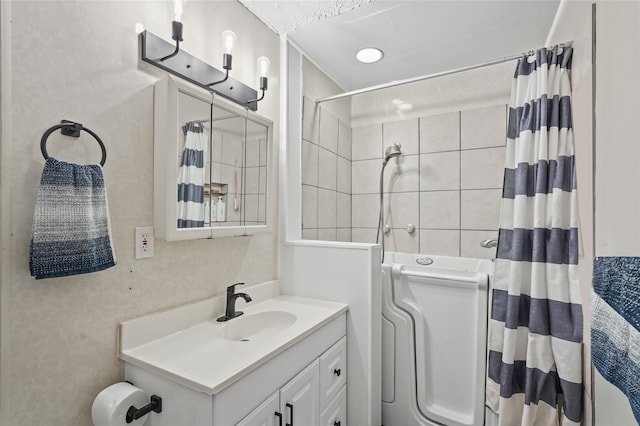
left=237, top=359, right=319, bottom=426
left=236, top=336, right=347, bottom=426
left=121, top=293, right=347, bottom=426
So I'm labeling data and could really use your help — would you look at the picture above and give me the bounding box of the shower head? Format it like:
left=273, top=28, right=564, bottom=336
left=383, top=143, right=402, bottom=165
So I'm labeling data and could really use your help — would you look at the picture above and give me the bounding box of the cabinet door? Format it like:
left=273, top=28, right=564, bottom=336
left=236, top=391, right=281, bottom=426
left=319, top=385, right=346, bottom=426
left=280, top=359, right=320, bottom=426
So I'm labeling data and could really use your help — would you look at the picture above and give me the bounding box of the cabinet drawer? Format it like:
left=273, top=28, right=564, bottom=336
left=319, top=336, right=347, bottom=408
left=320, top=385, right=346, bottom=426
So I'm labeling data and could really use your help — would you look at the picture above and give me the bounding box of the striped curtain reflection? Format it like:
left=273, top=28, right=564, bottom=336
left=177, top=122, right=207, bottom=228
left=485, top=46, right=584, bottom=425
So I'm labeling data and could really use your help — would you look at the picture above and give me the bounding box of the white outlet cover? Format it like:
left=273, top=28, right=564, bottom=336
left=135, top=226, right=154, bottom=259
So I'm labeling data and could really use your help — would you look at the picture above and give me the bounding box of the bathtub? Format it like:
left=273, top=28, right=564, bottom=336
left=381, top=252, right=494, bottom=426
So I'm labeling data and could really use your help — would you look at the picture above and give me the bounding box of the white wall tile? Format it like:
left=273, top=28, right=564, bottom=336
left=420, top=111, right=460, bottom=153
left=337, top=192, right=351, bottom=228
left=317, top=188, right=337, bottom=228
left=243, top=194, right=259, bottom=222
left=352, top=124, right=383, bottom=160
left=303, top=95, right=319, bottom=143
left=383, top=154, right=420, bottom=193
left=420, top=151, right=460, bottom=191
left=461, top=104, right=507, bottom=150
left=336, top=228, right=352, bottom=242
left=318, top=228, right=337, bottom=241
left=460, top=147, right=505, bottom=189
left=301, top=139, right=318, bottom=186
left=383, top=118, right=419, bottom=156
left=384, top=230, right=419, bottom=253
left=352, top=159, right=380, bottom=194
left=319, top=107, right=339, bottom=153
left=420, top=191, right=460, bottom=229
left=302, top=228, right=318, bottom=240
left=460, top=230, right=498, bottom=259
left=338, top=120, right=352, bottom=160
left=352, top=194, right=379, bottom=228
left=302, top=185, right=318, bottom=229
left=318, top=148, right=338, bottom=190
left=419, top=230, right=460, bottom=256
left=245, top=138, right=261, bottom=167
left=259, top=166, right=267, bottom=195
left=337, top=156, right=352, bottom=194
left=384, top=192, right=419, bottom=230
left=461, top=189, right=502, bottom=230
left=245, top=167, right=260, bottom=194
left=258, top=194, right=266, bottom=222
left=352, top=228, right=377, bottom=244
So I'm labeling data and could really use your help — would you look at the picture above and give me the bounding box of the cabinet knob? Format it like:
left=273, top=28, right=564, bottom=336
left=334, top=421, right=341, bottom=426
left=333, top=368, right=341, bottom=377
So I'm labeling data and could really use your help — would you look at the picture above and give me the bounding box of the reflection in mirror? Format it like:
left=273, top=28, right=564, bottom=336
left=154, top=76, right=273, bottom=241
left=177, top=90, right=210, bottom=229
left=209, top=104, right=245, bottom=227
left=244, top=118, right=269, bottom=226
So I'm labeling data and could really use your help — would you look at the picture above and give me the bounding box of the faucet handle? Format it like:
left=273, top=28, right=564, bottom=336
left=227, top=282, right=245, bottom=292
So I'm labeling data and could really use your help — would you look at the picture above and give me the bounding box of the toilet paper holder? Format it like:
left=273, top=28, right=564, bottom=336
left=126, top=394, right=162, bottom=423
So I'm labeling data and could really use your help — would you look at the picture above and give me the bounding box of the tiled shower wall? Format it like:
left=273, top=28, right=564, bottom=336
left=302, top=100, right=507, bottom=259
left=301, top=95, right=353, bottom=241
left=350, top=104, right=507, bottom=259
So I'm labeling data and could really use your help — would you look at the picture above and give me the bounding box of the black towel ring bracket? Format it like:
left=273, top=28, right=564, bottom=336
left=40, top=120, right=107, bottom=166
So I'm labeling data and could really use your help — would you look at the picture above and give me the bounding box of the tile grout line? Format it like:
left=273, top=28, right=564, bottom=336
left=459, top=110, right=462, bottom=257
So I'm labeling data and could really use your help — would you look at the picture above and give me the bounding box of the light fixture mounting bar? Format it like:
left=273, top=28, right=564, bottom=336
left=140, top=30, right=258, bottom=111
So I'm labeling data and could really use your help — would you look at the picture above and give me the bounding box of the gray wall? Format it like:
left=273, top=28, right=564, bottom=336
left=1, top=2, right=279, bottom=425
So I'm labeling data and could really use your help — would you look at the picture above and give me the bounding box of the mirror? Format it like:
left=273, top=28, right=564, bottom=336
left=154, top=76, right=273, bottom=240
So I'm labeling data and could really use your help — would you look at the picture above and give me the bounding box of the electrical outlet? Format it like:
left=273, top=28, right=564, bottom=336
left=135, top=226, right=154, bottom=259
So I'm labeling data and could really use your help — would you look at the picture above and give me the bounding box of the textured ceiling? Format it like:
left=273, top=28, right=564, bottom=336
left=240, top=0, right=561, bottom=91
left=239, top=0, right=375, bottom=34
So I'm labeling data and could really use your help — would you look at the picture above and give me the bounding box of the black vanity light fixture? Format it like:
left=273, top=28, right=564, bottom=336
left=247, top=56, right=270, bottom=107
left=160, top=0, right=186, bottom=61
left=139, top=1, right=268, bottom=111
left=208, top=30, right=236, bottom=87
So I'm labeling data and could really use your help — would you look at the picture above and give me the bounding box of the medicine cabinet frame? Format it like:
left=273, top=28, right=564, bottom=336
left=154, top=75, right=274, bottom=241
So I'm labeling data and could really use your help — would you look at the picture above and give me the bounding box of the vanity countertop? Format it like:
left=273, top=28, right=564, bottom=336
left=119, top=286, right=347, bottom=395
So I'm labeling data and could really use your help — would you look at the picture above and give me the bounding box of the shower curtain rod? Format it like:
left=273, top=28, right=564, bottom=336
left=316, top=40, right=573, bottom=104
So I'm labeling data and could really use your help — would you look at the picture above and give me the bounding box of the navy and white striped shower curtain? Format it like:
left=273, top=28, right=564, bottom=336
left=486, top=46, right=583, bottom=425
left=177, top=122, right=207, bottom=228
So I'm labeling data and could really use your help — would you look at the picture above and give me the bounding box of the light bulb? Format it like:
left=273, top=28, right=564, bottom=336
left=222, top=30, right=237, bottom=54
left=170, top=0, right=187, bottom=22
left=257, top=56, right=270, bottom=78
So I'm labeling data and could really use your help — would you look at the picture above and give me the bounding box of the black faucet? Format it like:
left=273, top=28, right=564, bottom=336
left=216, top=282, right=252, bottom=322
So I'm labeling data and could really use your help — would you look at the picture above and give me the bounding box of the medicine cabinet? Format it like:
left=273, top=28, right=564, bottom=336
left=154, top=76, right=273, bottom=240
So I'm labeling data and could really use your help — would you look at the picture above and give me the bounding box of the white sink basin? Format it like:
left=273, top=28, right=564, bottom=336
left=119, top=290, right=348, bottom=395
left=221, top=311, right=297, bottom=341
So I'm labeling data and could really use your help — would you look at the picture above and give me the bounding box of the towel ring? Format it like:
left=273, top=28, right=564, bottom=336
left=40, top=120, right=107, bottom=166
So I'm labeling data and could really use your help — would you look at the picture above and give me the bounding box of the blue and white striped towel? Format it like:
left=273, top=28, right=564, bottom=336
left=29, top=157, right=116, bottom=279
left=592, top=256, right=640, bottom=423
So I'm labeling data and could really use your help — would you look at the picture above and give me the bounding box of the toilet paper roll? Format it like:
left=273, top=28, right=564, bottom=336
left=91, top=382, right=150, bottom=426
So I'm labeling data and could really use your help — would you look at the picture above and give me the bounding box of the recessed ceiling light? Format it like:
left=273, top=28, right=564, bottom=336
left=356, top=47, right=384, bottom=64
